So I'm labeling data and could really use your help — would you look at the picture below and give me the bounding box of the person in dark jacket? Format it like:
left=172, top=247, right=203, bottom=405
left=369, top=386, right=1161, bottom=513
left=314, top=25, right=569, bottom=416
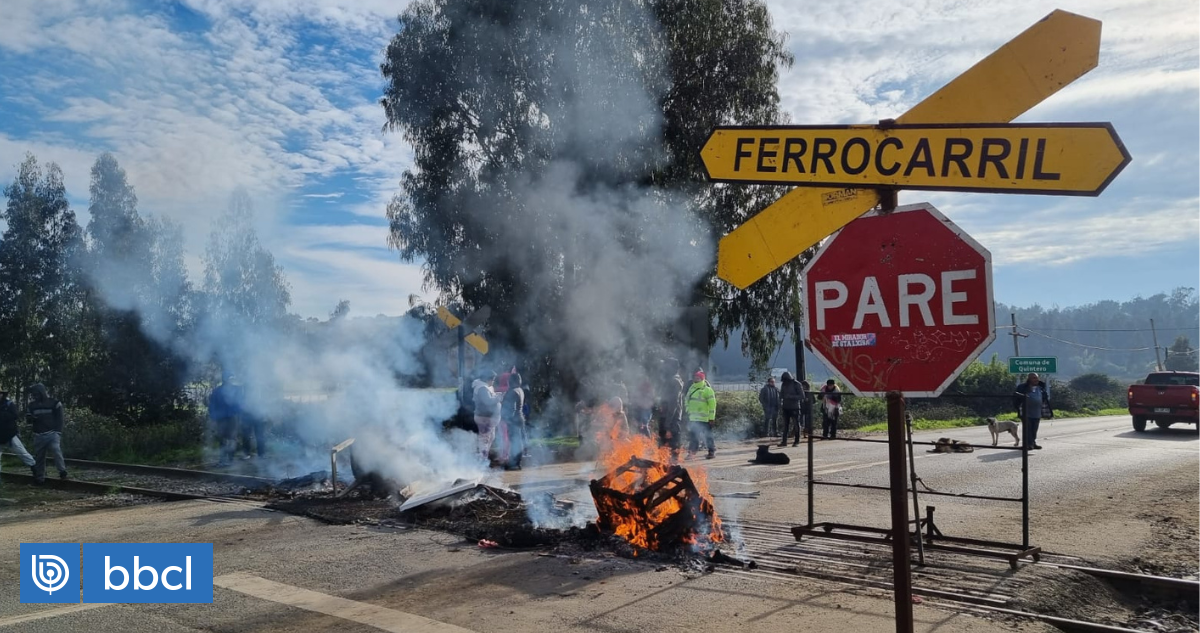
left=758, top=377, right=780, bottom=437
left=799, top=380, right=815, bottom=438
left=500, top=373, right=526, bottom=470
left=1, top=388, right=37, bottom=478
left=655, top=360, right=685, bottom=460
left=27, top=383, right=68, bottom=483
left=819, top=379, right=843, bottom=439
left=1013, top=372, right=1051, bottom=450
left=778, top=372, right=804, bottom=447
left=209, top=372, right=243, bottom=466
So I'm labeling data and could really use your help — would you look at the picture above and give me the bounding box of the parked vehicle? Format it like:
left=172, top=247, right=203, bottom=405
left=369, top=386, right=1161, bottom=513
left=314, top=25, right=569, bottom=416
left=1127, top=371, right=1199, bottom=432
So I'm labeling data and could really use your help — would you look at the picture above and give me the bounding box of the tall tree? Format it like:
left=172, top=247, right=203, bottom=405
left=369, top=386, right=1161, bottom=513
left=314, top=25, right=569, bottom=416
left=381, top=0, right=795, bottom=392
left=202, top=189, right=291, bottom=340
left=0, top=154, right=86, bottom=398
left=1165, top=335, right=1197, bottom=372
left=80, top=153, right=190, bottom=422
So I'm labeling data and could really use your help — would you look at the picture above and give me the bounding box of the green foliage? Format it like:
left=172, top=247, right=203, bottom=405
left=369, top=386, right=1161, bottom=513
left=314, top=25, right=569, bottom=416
left=381, top=0, right=797, bottom=392
left=1068, top=372, right=1123, bottom=394
left=0, top=154, right=86, bottom=399
left=203, top=189, right=291, bottom=331
left=1165, top=335, right=1198, bottom=371
left=712, top=391, right=759, bottom=436
left=997, top=288, right=1199, bottom=380
left=936, top=354, right=1015, bottom=416
left=840, top=396, right=886, bottom=429
left=1048, top=378, right=1124, bottom=415
left=45, top=408, right=205, bottom=462
left=75, top=154, right=193, bottom=424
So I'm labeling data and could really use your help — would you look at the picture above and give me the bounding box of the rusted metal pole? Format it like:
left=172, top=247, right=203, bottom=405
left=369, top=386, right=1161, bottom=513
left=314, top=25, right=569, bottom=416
left=807, top=406, right=815, bottom=527
left=1022, top=437, right=1030, bottom=548
left=905, top=412, right=925, bottom=566
left=887, top=391, right=914, bottom=633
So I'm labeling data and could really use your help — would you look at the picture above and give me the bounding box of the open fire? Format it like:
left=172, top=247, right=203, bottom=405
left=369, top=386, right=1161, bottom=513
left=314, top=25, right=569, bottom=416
left=588, top=407, right=724, bottom=552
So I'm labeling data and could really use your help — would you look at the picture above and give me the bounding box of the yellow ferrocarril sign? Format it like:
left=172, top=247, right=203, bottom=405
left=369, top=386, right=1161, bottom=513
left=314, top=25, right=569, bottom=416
left=702, top=123, right=1128, bottom=196
left=716, top=9, right=1104, bottom=290
left=436, top=305, right=461, bottom=329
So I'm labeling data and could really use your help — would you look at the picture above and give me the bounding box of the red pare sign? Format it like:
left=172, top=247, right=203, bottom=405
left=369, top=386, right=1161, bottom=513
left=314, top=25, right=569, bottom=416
left=802, top=203, right=996, bottom=397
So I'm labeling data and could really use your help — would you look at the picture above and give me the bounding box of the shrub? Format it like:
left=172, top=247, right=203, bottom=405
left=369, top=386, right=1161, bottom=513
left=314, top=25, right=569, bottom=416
left=713, top=391, right=759, bottom=437
left=840, top=396, right=885, bottom=429
left=24, top=408, right=207, bottom=463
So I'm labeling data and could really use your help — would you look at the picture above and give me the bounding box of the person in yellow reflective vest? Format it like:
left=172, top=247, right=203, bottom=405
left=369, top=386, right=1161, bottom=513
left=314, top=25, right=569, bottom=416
left=685, top=370, right=717, bottom=459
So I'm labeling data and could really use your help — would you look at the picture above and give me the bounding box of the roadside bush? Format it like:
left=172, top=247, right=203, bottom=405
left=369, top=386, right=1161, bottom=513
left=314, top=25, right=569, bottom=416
left=840, top=396, right=885, bottom=429
left=714, top=391, right=758, bottom=437
left=26, top=408, right=207, bottom=463
left=906, top=402, right=976, bottom=421
left=1048, top=379, right=1122, bottom=414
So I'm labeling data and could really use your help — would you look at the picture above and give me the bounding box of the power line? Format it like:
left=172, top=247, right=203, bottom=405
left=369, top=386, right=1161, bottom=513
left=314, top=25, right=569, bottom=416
left=1018, top=325, right=1199, bottom=332
left=1019, top=327, right=1155, bottom=352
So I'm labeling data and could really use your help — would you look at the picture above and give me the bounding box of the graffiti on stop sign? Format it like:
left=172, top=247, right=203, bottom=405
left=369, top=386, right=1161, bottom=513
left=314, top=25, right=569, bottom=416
left=802, top=203, right=996, bottom=397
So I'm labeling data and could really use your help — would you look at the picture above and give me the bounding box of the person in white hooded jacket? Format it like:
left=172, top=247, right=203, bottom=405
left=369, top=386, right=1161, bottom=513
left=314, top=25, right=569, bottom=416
left=472, top=371, right=503, bottom=462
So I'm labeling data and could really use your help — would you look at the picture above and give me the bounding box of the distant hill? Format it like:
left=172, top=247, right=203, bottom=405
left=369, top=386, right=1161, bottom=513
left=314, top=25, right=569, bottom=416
left=709, top=288, right=1199, bottom=383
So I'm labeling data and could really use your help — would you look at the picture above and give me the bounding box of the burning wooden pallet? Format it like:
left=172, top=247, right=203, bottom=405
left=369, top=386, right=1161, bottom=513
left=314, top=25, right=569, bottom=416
left=589, top=456, right=724, bottom=551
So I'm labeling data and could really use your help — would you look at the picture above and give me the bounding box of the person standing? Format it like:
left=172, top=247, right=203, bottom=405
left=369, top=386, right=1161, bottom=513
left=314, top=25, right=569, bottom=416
left=500, top=373, right=526, bottom=470
left=209, top=372, right=243, bottom=466
left=685, top=370, right=717, bottom=459
left=778, top=372, right=803, bottom=447
left=1013, top=372, right=1051, bottom=450
left=239, top=381, right=266, bottom=460
left=656, top=360, right=685, bottom=459
left=799, top=380, right=815, bottom=439
left=819, top=379, right=843, bottom=439
left=632, top=377, right=656, bottom=437
left=472, top=371, right=503, bottom=462
left=26, top=383, right=68, bottom=483
left=758, top=377, right=780, bottom=437
left=1, top=388, right=37, bottom=479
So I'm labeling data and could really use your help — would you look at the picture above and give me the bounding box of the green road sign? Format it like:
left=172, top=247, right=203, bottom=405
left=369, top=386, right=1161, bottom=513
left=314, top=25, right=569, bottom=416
left=1009, top=356, right=1057, bottom=374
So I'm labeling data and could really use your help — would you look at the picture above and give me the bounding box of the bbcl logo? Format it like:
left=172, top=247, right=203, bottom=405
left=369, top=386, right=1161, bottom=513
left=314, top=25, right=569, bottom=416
left=83, top=544, right=214, bottom=603
left=20, top=544, right=81, bottom=603
left=21, top=543, right=213, bottom=603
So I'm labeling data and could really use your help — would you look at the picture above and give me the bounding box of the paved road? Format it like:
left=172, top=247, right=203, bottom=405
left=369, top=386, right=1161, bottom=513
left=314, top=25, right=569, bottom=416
left=1, top=415, right=1190, bottom=632
left=504, top=414, right=1198, bottom=559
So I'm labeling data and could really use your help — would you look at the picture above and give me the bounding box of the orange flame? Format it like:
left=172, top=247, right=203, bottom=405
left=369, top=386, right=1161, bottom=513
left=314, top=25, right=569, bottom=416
left=591, top=404, right=724, bottom=551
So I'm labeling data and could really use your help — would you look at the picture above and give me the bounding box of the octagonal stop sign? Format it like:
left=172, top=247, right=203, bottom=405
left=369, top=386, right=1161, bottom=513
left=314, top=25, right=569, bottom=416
left=802, top=202, right=995, bottom=397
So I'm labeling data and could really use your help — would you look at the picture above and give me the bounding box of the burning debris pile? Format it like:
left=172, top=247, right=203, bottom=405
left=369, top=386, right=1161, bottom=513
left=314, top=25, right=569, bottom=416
left=585, top=418, right=725, bottom=553
left=590, top=457, right=723, bottom=552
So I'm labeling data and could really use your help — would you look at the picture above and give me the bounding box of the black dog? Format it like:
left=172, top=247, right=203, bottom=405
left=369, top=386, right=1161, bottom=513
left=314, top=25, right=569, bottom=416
left=752, top=445, right=791, bottom=464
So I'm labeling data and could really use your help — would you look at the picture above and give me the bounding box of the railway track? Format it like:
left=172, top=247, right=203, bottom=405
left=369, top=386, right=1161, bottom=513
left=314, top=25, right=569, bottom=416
left=726, top=519, right=1198, bottom=633
left=0, top=455, right=275, bottom=500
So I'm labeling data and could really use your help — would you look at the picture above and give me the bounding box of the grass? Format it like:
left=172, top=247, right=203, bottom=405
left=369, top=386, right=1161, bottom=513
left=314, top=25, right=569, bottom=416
left=528, top=436, right=582, bottom=449
left=857, top=408, right=1128, bottom=433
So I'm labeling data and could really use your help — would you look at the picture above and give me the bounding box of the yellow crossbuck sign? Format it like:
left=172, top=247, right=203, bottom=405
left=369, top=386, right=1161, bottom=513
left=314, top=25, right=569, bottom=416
left=716, top=9, right=1109, bottom=290
left=436, top=306, right=489, bottom=355
left=702, top=123, right=1129, bottom=196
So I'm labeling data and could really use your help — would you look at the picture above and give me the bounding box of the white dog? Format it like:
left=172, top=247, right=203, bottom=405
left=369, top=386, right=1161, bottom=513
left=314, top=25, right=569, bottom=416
left=987, top=417, right=1020, bottom=446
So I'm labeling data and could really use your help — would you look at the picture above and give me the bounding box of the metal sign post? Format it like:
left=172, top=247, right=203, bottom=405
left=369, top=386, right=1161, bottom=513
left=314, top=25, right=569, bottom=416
left=886, top=392, right=914, bottom=633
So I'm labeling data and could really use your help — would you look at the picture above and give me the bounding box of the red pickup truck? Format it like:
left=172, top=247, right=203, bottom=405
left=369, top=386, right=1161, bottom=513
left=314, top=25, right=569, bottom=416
left=1127, top=371, right=1199, bottom=432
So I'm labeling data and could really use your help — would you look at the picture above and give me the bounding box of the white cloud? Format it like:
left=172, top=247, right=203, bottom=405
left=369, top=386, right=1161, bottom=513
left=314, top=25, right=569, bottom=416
left=2, top=0, right=1195, bottom=320
left=972, top=197, right=1200, bottom=266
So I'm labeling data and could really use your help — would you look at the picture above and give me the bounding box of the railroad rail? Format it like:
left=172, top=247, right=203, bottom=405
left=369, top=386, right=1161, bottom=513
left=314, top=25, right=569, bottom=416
left=1, top=454, right=276, bottom=500
left=728, top=519, right=1198, bottom=633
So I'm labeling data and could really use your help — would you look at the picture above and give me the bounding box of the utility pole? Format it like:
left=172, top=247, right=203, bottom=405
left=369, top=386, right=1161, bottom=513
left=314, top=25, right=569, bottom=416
left=1009, top=313, right=1028, bottom=356
left=1150, top=318, right=1163, bottom=371
left=793, top=315, right=807, bottom=384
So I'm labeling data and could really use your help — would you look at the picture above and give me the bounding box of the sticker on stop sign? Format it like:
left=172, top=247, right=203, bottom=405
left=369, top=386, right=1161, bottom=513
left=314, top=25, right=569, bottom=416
left=802, top=203, right=996, bottom=397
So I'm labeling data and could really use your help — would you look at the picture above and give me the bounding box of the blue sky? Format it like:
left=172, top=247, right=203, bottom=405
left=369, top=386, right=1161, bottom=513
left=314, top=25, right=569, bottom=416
left=0, top=0, right=1196, bottom=318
